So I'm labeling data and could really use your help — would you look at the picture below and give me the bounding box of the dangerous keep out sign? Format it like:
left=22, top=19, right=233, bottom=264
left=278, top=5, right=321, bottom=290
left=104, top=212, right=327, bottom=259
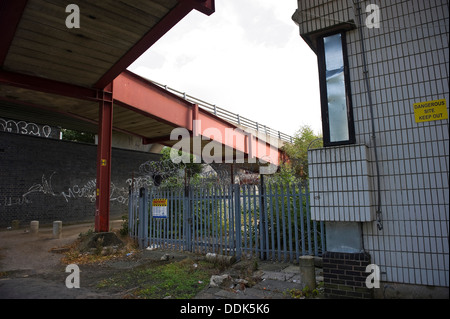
left=414, top=99, right=448, bottom=123
left=152, top=198, right=168, bottom=218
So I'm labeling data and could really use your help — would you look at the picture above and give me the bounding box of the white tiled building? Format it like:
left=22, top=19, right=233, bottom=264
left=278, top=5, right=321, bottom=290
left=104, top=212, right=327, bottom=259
left=293, top=0, right=448, bottom=297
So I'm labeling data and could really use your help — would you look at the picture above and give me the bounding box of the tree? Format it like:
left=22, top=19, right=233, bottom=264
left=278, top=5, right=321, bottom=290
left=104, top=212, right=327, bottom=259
left=60, top=128, right=95, bottom=144
left=161, top=147, right=203, bottom=176
left=280, top=125, right=322, bottom=181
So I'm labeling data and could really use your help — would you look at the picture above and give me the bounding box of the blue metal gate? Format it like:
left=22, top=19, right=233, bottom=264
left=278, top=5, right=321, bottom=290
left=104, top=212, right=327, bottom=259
left=128, top=183, right=325, bottom=261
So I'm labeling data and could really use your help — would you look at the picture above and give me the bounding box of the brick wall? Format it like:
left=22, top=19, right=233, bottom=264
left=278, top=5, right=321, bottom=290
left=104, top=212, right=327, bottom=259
left=323, top=251, right=373, bottom=299
left=0, top=131, right=160, bottom=228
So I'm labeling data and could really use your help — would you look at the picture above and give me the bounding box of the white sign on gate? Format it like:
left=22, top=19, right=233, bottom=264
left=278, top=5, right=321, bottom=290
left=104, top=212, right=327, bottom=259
left=152, top=198, right=168, bottom=218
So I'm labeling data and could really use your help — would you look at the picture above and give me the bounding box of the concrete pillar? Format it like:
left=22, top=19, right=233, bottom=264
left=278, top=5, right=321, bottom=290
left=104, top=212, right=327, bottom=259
left=53, top=221, right=62, bottom=239
left=299, top=255, right=316, bottom=290
left=30, top=221, right=39, bottom=235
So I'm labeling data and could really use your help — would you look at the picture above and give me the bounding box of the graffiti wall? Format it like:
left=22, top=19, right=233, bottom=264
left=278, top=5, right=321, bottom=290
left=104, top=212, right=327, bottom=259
left=0, top=117, right=60, bottom=139
left=0, top=131, right=161, bottom=228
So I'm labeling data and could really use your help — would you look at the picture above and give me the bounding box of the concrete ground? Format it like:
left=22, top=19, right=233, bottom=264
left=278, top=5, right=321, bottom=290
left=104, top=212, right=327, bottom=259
left=0, top=220, right=123, bottom=299
left=195, top=260, right=324, bottom=299
left=0, top=220, right=323, bottom=299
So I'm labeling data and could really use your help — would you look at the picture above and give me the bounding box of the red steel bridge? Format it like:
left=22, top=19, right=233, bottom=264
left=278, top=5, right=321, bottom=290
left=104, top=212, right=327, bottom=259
left=0, top=0, right=287, bottom=232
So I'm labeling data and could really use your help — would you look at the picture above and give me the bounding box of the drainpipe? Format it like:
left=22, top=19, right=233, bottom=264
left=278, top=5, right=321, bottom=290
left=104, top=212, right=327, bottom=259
left=355, top=1, right=383, bottom=231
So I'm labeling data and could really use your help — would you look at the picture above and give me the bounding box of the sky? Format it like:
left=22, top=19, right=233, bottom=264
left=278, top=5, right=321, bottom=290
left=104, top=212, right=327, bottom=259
left=128, top=0, right=322, bottom=138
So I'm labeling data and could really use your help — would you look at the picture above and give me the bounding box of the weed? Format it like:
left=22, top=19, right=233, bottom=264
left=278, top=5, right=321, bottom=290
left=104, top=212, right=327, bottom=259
left=62, top=229, right=137, bottom=265
left=285, top=285, right=320, bottom=299
left=119, top=214, right=129, bottom=236
left=98, top=258, right=220, bottom=299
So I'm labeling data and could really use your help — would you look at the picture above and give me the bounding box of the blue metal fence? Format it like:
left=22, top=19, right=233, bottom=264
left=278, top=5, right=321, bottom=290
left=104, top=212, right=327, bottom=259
left=128, top=183, right=325, bottom=261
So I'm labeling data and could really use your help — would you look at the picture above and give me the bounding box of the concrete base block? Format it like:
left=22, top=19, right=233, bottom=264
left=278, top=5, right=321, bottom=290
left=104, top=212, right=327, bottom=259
left=53, top=221, right=62, bottom=239
left=30, top=221, right=39, bottom=234
left=299, top=255, right=316, bottom=290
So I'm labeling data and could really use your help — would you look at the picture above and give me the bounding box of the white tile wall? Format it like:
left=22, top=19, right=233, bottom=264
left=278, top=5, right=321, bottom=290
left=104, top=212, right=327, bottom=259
left=294, top=0, right=355, bottom=37
left=297, top=0, right=449, bottom=287
left=309, top=144, right=375, bottom=221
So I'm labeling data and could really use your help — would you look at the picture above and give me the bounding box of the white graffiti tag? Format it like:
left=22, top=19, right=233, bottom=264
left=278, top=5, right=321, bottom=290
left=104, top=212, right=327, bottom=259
left=0, top=118, right=52, bottom=138
left=1, top=172, right=130, bottom=207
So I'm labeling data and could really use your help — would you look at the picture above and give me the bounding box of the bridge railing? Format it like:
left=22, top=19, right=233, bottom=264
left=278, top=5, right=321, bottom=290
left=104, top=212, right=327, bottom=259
left=147, top=78, right=294, bottom=144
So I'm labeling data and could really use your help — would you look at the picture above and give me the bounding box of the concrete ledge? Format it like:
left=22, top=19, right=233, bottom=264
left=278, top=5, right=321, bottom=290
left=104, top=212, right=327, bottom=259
left=375, top=282, right=449, bottom=299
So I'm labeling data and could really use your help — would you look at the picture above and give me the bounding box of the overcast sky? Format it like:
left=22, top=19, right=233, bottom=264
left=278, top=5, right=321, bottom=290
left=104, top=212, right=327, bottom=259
left=128, top=0, right=322, bottom=137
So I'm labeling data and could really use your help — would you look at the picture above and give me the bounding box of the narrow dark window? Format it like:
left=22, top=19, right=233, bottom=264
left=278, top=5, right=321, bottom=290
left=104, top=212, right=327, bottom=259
left=318, top=32, right=355, bottom=146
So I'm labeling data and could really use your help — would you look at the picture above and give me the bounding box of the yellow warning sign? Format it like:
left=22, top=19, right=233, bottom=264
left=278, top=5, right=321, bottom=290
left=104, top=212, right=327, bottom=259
left=414, top=99, right=448, bottom=123
left=152, top=198, right=168, bottom=218
left=101, top=159, right=107, bottom=166
left=152, top=198, right=168, bottom=206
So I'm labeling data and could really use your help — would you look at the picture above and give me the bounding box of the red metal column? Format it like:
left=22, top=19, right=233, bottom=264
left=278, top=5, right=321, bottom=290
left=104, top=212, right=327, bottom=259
left=95, top=83, right=113, bottom=232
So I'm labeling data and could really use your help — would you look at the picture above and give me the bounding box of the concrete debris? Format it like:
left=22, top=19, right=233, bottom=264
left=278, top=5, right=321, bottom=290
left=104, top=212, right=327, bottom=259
left=160, top=253, right=170, bottom=261
left=209, top=274, right=232, bottom=288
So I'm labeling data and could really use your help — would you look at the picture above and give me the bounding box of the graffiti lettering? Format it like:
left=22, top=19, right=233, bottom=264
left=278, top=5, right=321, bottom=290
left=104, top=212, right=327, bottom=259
left=22, top=172, right=58, bottom=198
left=110, top=183, right=129, bottom=205
left=2, top=196, right=31, bottom=207
left=61, top=180, right=97, bottom=203
left=1, top=173, right=58, bottom=206
left=1, top=172, right=131, bottom=207
left=0, top=118, right=52, bottom=138
left=0, top=161, right=162, bottom=210
left=126, top=176, right=153, bottom=189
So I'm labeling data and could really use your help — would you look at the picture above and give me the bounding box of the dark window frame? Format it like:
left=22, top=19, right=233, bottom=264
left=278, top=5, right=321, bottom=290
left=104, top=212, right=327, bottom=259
left=317, top=31, right=355, bottom=147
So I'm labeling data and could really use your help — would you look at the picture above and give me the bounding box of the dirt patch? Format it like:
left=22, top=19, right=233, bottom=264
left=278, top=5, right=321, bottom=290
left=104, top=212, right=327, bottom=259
left=0, top=222, right=227, bottom=299
left=77, top=231, right=125, bottom=252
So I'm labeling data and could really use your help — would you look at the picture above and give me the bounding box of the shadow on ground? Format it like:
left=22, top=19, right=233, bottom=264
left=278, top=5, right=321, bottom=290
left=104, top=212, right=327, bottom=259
left=0, top=221, right=323, bottom=299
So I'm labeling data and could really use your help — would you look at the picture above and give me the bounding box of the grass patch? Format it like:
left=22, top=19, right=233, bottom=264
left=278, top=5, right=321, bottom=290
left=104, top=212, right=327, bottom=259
left=98, top=258, right=220, bottom=299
